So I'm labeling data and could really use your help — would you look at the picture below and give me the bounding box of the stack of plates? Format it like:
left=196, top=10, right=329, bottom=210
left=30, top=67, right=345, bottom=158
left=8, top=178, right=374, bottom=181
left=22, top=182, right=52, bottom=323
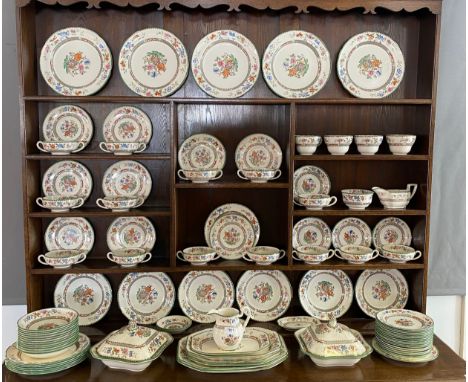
left=177, top=327, right=288, bottom=373
left=373, top=309, right=438, bottom=363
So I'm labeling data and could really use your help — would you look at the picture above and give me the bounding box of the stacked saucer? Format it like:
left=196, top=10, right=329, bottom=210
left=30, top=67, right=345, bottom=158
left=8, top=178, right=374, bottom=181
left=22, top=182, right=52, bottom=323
left=373, top=308, right=438, bottom=363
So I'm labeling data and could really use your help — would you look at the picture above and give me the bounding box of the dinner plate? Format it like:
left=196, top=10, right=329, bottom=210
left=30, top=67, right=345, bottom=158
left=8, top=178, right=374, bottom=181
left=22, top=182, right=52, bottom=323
left=191, top=30, right=260, bottom=98
left=235, top=134, right=282, bottom=170
left=54, top=274, right=112, bottom=326
left=372, top=217, right=412, bottom=248
left=236, top=270, right=292, bottom=322
left=293, top=165, right=331, bottom=198
left=178, top=271, right=235, bottom=323
left=263, top=30, right=331, bottom=98
left=118, top=272, right=175, bottom=324
left=372, top=338, right=438, bottom=363
left=119, top=28, right=189, bottom=97
left=42, top=161, right=93, bottom=199
left=299, top=270, right=353, bottom=320
left=332, top=217, right=372, bottom=248
left=178, top=134, right=226, bottom=171
left=292, top=217, right=332, bottom=249
left=102, top=106, right=152, bottom=143
left=102, top=160, right=152, bottom=200
left=45, top=217, right=94, bottom=254
left=106, top=216, right=156, bottom=252
left=337, top=31, right=405, bottom=98
left=40, top=27, right=112, bottom=96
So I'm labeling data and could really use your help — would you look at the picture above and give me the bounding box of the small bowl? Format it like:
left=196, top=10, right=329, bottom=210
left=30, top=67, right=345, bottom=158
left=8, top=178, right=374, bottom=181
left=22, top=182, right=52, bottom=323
left=36, top=196, right=84, bottom=212
left=177, top=169, right=223, bottom=183
left=176, top=246, right=220, bottom=265
left=292, top=246, right=335, bottom=265
left=96, top=196, right=144, bottom=211
left=324, top=135, right=353, bottom=155
left=354, top=135, right=383, bottom=155
left=37, top=250, right=87, bottom=269
left=99, top=142, right=146, bottom=155
left=341, top=189, right=374, bottom=210
left=294, top=194, right=337, bottom=210
left=386, top=134, right=417, bottom=155
left=335, top=245, right=379, bottom=264
left=380, top=244, right=422, bottom=263
left=36, top=141, right=85, bottom=155
left=237, top=169, right=281, bottom=183
left=156, top=315, right=192, bottom=334
left=106, top=248, right=152, bottom=267
left=295, top=135, right=322, bottom=155
left=243, top=246, right=286, bottom=265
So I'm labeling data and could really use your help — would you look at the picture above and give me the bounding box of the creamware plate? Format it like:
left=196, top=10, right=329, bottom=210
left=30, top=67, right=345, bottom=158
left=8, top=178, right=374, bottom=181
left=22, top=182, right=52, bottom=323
left=293, top=165, right=331, bottom=198
left=106, top=216, right=156, bottom=252
left=102, top=106, right=152, bottom=144
left=235, top=134, right=282, bottom=170
left=332, top=217, right=372, bottom=248
left=372, top=217, right=412, bottom=248
left=102, top=160, right=152, bottom=200
left=45, top=217, right=94, bottom=254
left=292, top=217, right=332, bottom=249
left=178, top=134, right=226, bottom=171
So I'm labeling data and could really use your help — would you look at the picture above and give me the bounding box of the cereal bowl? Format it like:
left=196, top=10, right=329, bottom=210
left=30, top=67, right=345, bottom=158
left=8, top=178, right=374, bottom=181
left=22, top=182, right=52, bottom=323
left=341, top=189, right=374, bottom=210
left=324, top=135, right=353, bottom=155
left=177, top=169, right=223, bottom=183
left=354, top=135, right=383, bottom=155
left=36, top=141, right=85, bottom=155
left=176, top=246, right=219, bottom=265
left=107, top=248, right=152, bottom=267
left=295, top=194, right=337, bottom=210
left=335, top=245, right=379, bottom=264
left=237, top=169, right=281, bottom=183
left=292, top=246, right=335, bottom=264
left=243, top=246, right=286, bottom=265
left=386, top=134, right=416, bottom=155
left=295, top=135, right=322, bottom=155
left=380, top=244, right=422, bottom=263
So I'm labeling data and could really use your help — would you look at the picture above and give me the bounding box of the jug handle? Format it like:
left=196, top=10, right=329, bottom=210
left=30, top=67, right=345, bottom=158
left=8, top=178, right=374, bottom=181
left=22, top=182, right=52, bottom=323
left=407, top=183, right=418, bottom=199
left=241, top=306, right=252, bottom=330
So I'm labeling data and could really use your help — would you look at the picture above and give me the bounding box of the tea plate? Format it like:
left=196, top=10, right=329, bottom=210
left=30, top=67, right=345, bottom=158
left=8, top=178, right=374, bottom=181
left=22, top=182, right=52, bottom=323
left=236, top=270, right=292, bottom=322
left=355, top=269, right=409, bottom=318
left=156, top=315, right=192, bottom=334
left=45, top=217, right=94, bottom=254
left=332, top=217, right=372, bottom=248
left=102, top=106, right=152, bottom=143
left=292, top=217, right=332, bottom=249
left=178, top=271, right=235, bottom=323
left=235, top=134, right=282, bottom=170
left=119, top=28, right=188, bottom=97
left=293, top=165, right=331, bottom=198
left=54, top=273, right=112, bottom=326
left=277, top=316, right=320, bottom=331
left=102, top=160, right=152, bottom=200
left=42, top=105, right=93, bottom=148
left=263, top=30, right=331, bottom=98
left=118, top=272, right=175, bottom=324
left=191, top=30, right=260, bottom=98
left=299, top=270, right=353, bottom=320
left=178, top=134, right=226, bottom=171
left=42, top=160, right=93, bottom=199
left=372, top=217, right=412, bottom=248
left=337, top=31, right=405, bottom=98
left=40, top=27, right=112, bottom=96
left=106, top=216, right=156, bottom=252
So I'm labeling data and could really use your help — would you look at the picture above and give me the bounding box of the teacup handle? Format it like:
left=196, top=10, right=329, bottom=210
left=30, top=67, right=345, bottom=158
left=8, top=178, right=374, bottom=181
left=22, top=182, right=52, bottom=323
left=96, top=198, right=108, bottom=209
left=72, top=142, right=86, bottom=153
left=327, top=196, right=337, bottom=207
left=177, top=169, right=189, bottom=181
left=237, top=170, right=249, bottom=180
left=37, top=254, right=48, bottom=266
left=140, top=253, right=152, bottom=263
left=412, top=250, right=422, bottom=260
left=370, top=250, right=380, bottom=260
left=72, top=198, right=85, bottom=209
left=212, top=170, right=223, bottom=180
left=36, top=141, right=48, bottom=153
left=334, top=249, right=344, bottom=260
left=277, top=250, right=286, bottom=260
left=36, top=197, right=46, bottom=209
left=242, top=254, right=254, bottom=262
left=135, top=143, right=147, bottom=153
left=292, top=250, right=302, bottom=261
left=75, top=253, right=87, bottom=264
left=134, top=197, right=145, bottom=208
left=176, top=251, right=187, bottom=262
left=99, top=142, right=112, bottom=153
left=407, top=183, right=418, bottom=199
left=326, top=249, right=335, bottom=260
left=106, top=252, right=116, bottom=262
left=271, top=169, right=282, bottom=180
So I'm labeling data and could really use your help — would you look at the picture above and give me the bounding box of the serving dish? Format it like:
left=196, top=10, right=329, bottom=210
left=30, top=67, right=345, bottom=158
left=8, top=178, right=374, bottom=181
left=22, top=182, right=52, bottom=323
left=156, top=315, right=192, bottom=334
left=277, top=316, right=320, bottom=331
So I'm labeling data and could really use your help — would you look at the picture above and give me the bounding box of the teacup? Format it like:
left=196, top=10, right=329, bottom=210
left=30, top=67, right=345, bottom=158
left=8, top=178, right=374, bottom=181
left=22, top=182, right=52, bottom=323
left=354, top=135, right=383, bottom=155
left=96, top=196, right=144, bottom=211
left=99, top=142, right=147, bottom=155
left=36, top=141, right=85, bottom=155
left=341, top=189, right=374, bottom=210
left=177, top=169, right=223, bottom=183
left=237, top=169, right=281, bottom=183
left=335, top=245, right=379, bottom=264
left=380, top=244, right=422, bottom=263
left=292, top=246, right=335, bottom=265
left=324, top=135, right=353, bottom=155
left=106, top=248, right=152, bottom=267
left=37, top=250, right=86, bottom=269
left=176, top=247, right=220, bottom=265
left=243, top=246, right=286, bottom=265
left=294, top=194, right=337, bottom=210
left=295, top=135, right=322, bottom=155
left=386, top=134, right=417, bottom=155
left=36, top=196, right=84, bottom=212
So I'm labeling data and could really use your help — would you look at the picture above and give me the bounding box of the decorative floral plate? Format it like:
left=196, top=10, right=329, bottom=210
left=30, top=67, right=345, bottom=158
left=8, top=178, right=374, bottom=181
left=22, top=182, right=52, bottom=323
left=191, top=30, right=260, bottom=98
left=54, top=273, right=112, bottom=326
left=293, top=165, right=331, bottom=199
left=42, top=161, right=93, bottom=199
left=355, top=269, right=409, bottom=318
left=277, top=316, right=320, bottom=331
left=119, top=28, right=188, bottom=97
left=40, top=27, right=112, bottom=96
left=236, top=270, right=292, bottom=322
left=292, top=218, right=332, bottom=249
left=102, top=106, right=152, bottom=143
left=178, top=134, right=226, bottom=171
left=178, top=271, right=235, bottom=323
left=45, top=217, right=94, bottom=254
left=337, top=31, right=405, bottom=98
left=102, top=160, right=152, bottom=200
left=106, top=216, right=156, bottom=252
left=332, top=217, right=372, bottom=248
left=376, top=308, right=433, bottom=331
left=118, top=272, right=175, bottom=324
left=263, top=30, right=331, bottom=98
left=235, top=134, right=282, bottom=170
left=372, top=217, right=412, bottom=248
left=299, top=270, right=353, bottom=320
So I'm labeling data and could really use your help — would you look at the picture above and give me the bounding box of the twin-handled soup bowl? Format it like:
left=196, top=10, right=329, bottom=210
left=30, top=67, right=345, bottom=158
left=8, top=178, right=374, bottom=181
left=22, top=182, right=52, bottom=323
left=96, top=196, right=144, bottom=211
left=237, top=169, right=281, bottom=183
left=335, top=245, right=379, bottom=264
left=294, top=194, right=337, bottom=210
left=36, top=196, right=84, bottom=212
left=38, top=249, right=87, bottom=269
left=99, top=142, right=147, bottom=155
left=380, top=244, right=422, bottom=263
left=107, top=248, right=152, bottom=267
left=177, top=169, right=223, bottom=183
left=243, top=246, right=286, bottom=265
left=176, top=246, right=220, bottom=265
left=341, top=189, right=374, bottom=210
left=36, top=141, right=85, bottom=155
left=292, top=246, right=335, bottom=265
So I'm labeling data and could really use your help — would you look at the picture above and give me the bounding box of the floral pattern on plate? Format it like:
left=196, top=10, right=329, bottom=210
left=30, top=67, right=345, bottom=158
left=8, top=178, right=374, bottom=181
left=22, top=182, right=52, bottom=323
left=106, top=216, right=156, bottom=252
left=102, top=160, right=152, bottom=200
left=178, top=134, right=226, bottom=171
left=119, top=28, right=188, bottom=97
left=45, top=217, right=94, bottom=254
left=372, top=217, right=412, bottom=248
left=40, top=27, right=112, bottom=96
left=235, top=134, right=282, bottom=170
left=236, top=270, right=292, bottom=322
left=376, top=309, right=433, bottom=331
left=192, top=30, right=260, bottom=98
left=293, top=165, right=331, bottom=198
left=332, top=217, right=372, bottom=248
left=178, top=271, right=234, bottom=323
left=292, top=218, right=332, bottom=249
left=263, top=30, right=331, bottom=98
left=42, top=160, right=93, bottom=199
left=102, top=106, right=152, bottom=144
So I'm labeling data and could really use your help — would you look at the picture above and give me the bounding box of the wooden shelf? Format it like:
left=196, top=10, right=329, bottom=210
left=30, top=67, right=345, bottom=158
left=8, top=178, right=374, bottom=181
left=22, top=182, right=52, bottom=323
left=293, top=208, right=427, bottom=216
left=294, top=154, right=429, bottom=161
left=26, top=153, right=170, bottom=160
left=175, top=180, right=289, bottom=189
left=28, top=207, right=171, bottom=218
